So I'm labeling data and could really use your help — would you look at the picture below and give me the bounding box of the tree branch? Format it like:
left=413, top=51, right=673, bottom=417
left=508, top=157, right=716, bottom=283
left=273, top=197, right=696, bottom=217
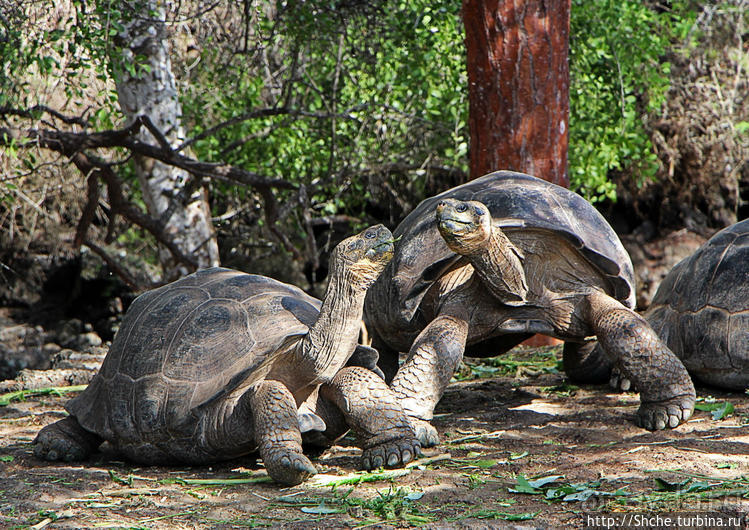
left=0, top=105, right=90, bottom=127
left=66, top=150, right=200, bottom=271
left=83, top=240, right=144, bottom=291
left=73, top=168, right=100, bottom=248
left=0, top=123, right=297, bottom=192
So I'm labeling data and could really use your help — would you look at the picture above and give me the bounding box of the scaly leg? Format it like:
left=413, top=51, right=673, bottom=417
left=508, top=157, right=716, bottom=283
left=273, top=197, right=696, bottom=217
left=586, top=290, right=695, bottom=430
left=320, top=366, right=421, bottom=470
left=563, top=341, right=613, bottom=384
left=370, top=332, right=401, bottom=383
left=249, top=380, right=317, bottom=485
left=33, top=416, right=103, bottom=462
left=389, top=312, right=469, bottom=446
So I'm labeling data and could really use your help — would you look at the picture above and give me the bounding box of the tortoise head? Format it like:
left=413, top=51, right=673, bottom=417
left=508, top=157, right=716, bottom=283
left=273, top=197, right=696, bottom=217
left=332, top=224, right=394, bottom=287
left=436, top=198, right=492, bottom=255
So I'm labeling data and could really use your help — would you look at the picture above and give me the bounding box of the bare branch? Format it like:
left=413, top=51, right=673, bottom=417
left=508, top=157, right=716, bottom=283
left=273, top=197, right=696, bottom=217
left=73, top=169, right=100, bottom=248
left=0, top=123, right=296, bottom=192
left=176, top=106, right=366, bottom=153
left=135, top=115, right=173, bottom=151
left=65, top=150, right=200, bottom=271
left=83, top=240, right=144, bottom=292
left=0, top=106, right=90, bottom=127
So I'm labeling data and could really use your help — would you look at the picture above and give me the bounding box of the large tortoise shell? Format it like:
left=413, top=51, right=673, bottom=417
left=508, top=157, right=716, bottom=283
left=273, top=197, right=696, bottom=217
left=370, top=171, right=635, bottom=326
left=66, top=267, right=321, bottom=444
left=646, top=219, right=749, bottom=388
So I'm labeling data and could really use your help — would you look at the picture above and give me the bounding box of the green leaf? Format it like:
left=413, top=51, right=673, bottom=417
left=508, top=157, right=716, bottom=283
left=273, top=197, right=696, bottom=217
left=694, top=401, right=734, bottom=420
left=508, top=475, right=540, bottom=495
left=108, top=470, right=133, bottom=486
left=712, top=402, right=734, bottom=420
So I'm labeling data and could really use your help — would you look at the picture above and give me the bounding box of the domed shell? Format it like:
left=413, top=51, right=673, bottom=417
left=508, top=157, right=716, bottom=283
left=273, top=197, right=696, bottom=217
left=377, top=171, right=635, bottom=324
left=66, top=267, right=321, bottom=447
left=647, top=219, right=749, bottom=389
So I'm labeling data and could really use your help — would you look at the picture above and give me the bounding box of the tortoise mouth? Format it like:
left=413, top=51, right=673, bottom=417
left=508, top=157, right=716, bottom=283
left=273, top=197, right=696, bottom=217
left=438, top=217, right=478, bottom=235
left=366, top=239, right=395, bottom=261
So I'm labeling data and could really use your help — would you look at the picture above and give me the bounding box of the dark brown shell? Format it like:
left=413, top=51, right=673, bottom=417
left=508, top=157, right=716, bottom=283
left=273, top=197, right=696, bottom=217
left=66, top=267, right=321, bottom=445
left=646, top=219, right=749, bottom=389
left=369, top=171, right=635, bottom=328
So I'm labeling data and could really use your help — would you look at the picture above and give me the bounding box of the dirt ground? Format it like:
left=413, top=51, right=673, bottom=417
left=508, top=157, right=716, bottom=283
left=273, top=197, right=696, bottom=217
left=1, top=346, right=748, bottom=529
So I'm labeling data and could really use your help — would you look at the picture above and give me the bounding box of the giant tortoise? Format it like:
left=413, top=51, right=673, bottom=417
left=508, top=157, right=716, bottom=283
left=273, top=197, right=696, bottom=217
left=364, top=171, right=695, bottom=443
left=645, top=218, right=749, bottom=390
left=34, top=225, right=420, bottom=485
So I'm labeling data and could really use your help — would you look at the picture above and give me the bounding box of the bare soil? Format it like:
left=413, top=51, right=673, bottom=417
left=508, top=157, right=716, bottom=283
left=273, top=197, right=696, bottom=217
left=1, top=348, right=748, bottom=529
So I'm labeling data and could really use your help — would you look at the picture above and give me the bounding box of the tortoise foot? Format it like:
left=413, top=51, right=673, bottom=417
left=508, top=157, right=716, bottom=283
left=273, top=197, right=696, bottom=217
left=33, top=417, right=100, bottom=462
left=609, top=367, right=633, bottom=392
left=636, top=395, right=695, bottom=430
left=361, top=428, right=421, bottom=470
left=263, top=449, right=317, bottom=486
left=407, top=417, right=439, bottom=448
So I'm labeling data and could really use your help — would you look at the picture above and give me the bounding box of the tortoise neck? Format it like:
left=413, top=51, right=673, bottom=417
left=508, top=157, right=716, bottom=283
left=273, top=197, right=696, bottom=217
left=302, top=263, right=368, bottom=381
left=464, top=225, right=529, bottom=305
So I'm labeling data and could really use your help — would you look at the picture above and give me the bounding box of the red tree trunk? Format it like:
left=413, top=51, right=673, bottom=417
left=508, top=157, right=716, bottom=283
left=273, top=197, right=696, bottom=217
left=463, top=0, right=570, bottom=187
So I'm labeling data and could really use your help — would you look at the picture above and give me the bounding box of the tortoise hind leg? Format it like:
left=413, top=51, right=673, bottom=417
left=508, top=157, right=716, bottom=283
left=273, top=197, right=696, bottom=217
left=563, top=341, right=613, bottom=384
left=249, top=380, right=317, bottom=485
left=586, top=290, right=695, bottom=430
left=319, top=366, right=421, bottom=470
left=33, top=416, right=102, bottom=462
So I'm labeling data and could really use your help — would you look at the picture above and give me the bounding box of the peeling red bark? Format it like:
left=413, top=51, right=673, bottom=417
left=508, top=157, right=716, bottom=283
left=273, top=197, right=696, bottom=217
left=463, top=0, right=570, bottom=187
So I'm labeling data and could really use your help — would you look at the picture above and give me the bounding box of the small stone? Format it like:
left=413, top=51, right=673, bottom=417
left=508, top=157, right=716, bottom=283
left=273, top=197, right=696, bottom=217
left=75, top=332, right=103, bottom=350
left=43, top=343, right=62, bottom=355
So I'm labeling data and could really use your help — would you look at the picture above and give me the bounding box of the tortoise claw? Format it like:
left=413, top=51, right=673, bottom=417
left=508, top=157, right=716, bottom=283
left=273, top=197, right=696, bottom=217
left=408, top=417, right=439, bottom=448
left=265, top=451, right=317, bottom=486
left=636, top=396, right=694, bottom=431
left=609, top=367, right=632, bottom=392
left=361, top=429, right=421, bottom=470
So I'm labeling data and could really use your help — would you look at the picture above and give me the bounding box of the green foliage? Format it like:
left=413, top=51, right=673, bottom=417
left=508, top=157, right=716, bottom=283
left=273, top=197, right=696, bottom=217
left=509, top=474, right=629, bottom=502
left=569, top=0, right=697, bottom=201
left=1, top=0, right=703, bottom=256
left=0, top=1, right=126, bottom=111
left=694, top=399, right=735, bottom=420
left=181, top=0, right=467, bottom=219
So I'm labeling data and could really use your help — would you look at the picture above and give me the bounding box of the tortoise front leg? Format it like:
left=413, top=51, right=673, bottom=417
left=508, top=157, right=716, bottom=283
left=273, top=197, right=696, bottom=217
left=249, top=380, right=317, bottom=485
left=319, top=366, right=421, bottom=470
left=586, top=290, right=695, bottom=430
left=389, top=312, right=469, bottom=447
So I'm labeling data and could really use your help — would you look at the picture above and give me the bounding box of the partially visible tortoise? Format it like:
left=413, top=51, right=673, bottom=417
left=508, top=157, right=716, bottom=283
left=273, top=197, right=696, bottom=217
left=34, top=225, right=420, bottom=486
left=365, top=171, right=695, bottom=443
left=645, top=219, right=749, bottom=390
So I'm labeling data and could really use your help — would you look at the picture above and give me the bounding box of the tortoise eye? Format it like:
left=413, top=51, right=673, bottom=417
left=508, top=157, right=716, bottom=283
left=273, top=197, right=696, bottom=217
left=456, top=204, right=467, bottom=213
left=365, top=230, right=376, bottom=239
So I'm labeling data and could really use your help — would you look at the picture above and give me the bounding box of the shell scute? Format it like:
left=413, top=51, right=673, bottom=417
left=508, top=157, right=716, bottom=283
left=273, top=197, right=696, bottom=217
left=163, top=299, right=254, bottom=382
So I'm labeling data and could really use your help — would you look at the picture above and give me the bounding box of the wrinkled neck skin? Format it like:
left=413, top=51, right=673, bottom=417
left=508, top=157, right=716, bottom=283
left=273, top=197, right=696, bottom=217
left=462, top=224, right=528, bottom=305
left=298, top=260, right=370, bottom=385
